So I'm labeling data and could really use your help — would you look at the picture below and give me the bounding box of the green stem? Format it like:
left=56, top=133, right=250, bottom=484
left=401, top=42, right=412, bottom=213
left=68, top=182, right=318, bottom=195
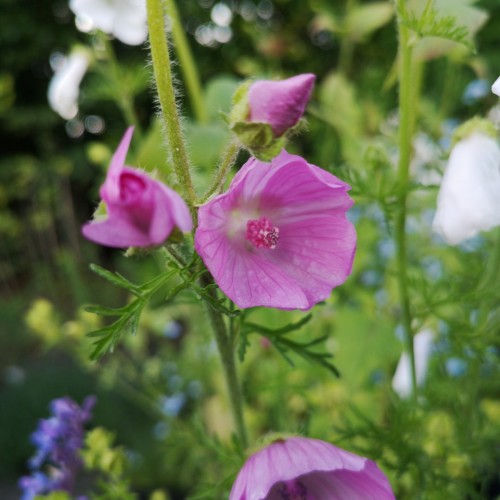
left=396, top=14, right=417, bottom=397
left=146, top=0, right=196, bottom=208
left=201, top=140, right=240, bottom=203
left=202, top=276, right=248, bottom=448
left=476, top=228, right=500, bottom=326
left=165, top=0, right=208, bottom=124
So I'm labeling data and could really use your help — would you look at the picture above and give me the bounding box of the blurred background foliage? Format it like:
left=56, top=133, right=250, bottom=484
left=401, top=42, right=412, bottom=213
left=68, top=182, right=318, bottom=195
left=1, top=0, right=500, bottom=498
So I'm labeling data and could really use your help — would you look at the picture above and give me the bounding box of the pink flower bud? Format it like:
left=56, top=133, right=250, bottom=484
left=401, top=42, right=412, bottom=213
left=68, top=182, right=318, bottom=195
left=248, top=74, right=316, bottom=137
left=82, top=127, right=192, bottom=248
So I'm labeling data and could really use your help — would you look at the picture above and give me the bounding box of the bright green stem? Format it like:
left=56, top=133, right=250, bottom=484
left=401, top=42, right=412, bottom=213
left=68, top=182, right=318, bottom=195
left=202, top=276, right=248, bottom=448
left=146, top=0, right=196, bottom=207
left=396, top=19, right=417, bottom=397
left=165, top=0, right=208, bottom=124
left=201, top=140, right=240, bottom=203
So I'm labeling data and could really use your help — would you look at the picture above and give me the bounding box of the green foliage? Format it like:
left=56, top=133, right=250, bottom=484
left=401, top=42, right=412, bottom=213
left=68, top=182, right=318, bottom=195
left=86, top=265, right=177, bottom=359
left=4, top=0, right=500, bottom=498
left=239, top=313, right=340, bottom=377
left=400, top=0, right=471, bottom=47
left=82, top=427, right=137, bottom=499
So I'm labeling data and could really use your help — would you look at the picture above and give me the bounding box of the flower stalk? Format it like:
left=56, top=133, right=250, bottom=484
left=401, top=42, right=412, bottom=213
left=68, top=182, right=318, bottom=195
left=202, top=276, right=248, bottom=448
left=201, top=139, right=240, bottom=203
left=165, top=0, right=208, bottom=124
left=146, top=0, right=196, bottom=208
left=395, top=11, right=417, bottom=397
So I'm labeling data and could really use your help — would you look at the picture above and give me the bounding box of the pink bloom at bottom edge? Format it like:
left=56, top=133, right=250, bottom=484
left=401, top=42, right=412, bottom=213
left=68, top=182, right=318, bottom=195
left=194, top=150, right=356, bottom=310
left=230, top=436, right=395, bottom=500
left=82, top=127, right=192, bottom=248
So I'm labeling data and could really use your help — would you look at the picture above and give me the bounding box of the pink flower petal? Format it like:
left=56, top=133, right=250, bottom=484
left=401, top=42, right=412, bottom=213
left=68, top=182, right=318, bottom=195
left=195, top=150, right=356, bottom=310
left=230, top=437, right=394, bottom=500
left=82, top=128, right=192, bottom=248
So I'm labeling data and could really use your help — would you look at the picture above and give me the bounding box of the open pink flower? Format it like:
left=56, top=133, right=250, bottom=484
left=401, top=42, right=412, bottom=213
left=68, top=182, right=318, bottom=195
left=230, top=436, right=395, bottom=500
left=82, top=127, right=192, bottom=248
left=194, top=150, right=356, bottom=310
left=248, top=74, right=316, bottom=137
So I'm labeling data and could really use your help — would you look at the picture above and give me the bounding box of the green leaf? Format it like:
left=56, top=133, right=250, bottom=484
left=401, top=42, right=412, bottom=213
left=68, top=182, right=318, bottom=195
left=84, top=303, right=135, bottom=317
left=205, top=76, right=241, bottom=120
left=316, top=72, right=363, bottom=164
left=86, top=268, right=177, bottom=359
left=241, top=315, right=340, bottom=376
left=89, top=264, right=142, bottom=295
left=400, top=0, right=488, bottom=58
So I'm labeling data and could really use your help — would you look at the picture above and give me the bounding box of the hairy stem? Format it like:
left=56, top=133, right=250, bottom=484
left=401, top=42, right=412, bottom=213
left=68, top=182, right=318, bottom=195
left=202, top=276, right=248, bottom=448
left=146, top=0, right=196, bottom=208
left=396, top=14, right=417, bottom=397
left=165, top=0, right=208, bottom=124
left=201, top=139, right=240, bottom=203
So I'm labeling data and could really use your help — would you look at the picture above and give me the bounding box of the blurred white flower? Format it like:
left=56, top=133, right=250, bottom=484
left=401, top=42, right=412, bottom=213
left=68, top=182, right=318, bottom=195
left=48, top=51, right=90, bottom=120
left=392, top=329, right=434, bottom=399
left=492, top=76, right=500, bottom=97
left=69, top=0, right=147, bottom=46
left=432, top=132, right=500, bottom=245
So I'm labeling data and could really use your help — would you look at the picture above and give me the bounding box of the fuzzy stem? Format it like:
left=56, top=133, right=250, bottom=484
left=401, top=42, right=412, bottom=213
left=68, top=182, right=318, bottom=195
left=146, top=0, right=196, bottom=208
left=202, top=276, right=248, bottom=448
left=165, top=0, right=208, bottom=124
left=396, top=14, right=417, bottom=397
left=201, top=139, right=240, bottom=203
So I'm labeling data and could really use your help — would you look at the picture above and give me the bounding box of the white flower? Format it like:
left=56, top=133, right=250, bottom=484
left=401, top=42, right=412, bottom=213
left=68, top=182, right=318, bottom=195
left=48, top=51, right=90, bottom=120
left=492, top=76, right=500, bottom=97
left=432, top=132, right=500, bottom=245
left=69, top=0, right=147, bottom=46
left=392, top=329, right=434, bottom=399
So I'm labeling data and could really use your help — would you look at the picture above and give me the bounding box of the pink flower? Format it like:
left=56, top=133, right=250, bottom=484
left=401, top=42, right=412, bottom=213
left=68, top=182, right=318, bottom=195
left=248, top=74, right=316, bottom=137
left=229, top=436, right=395, bottom=500
left=82, top=127, right=192, bottom=248
left=194, top=150, right=356, bottom=310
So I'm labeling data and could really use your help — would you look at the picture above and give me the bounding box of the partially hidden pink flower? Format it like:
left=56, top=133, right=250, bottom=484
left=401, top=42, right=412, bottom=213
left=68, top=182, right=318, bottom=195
left=194, top=150, right=356, bottom=310
left=229, top=436, right=395, bottom=500
left=248, top=74, right=316, bottom=137
left=82, top=127, right=192, bottom=248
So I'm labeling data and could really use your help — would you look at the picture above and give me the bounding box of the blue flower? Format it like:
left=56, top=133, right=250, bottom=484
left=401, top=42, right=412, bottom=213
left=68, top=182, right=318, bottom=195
left=19, top=396, right=95, bottom=500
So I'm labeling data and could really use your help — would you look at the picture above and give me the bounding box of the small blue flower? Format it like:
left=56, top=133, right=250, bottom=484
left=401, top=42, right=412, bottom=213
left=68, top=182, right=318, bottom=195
left=19, top=396, right=95, bottom=500
left=462, top=79, right=490, bottom=105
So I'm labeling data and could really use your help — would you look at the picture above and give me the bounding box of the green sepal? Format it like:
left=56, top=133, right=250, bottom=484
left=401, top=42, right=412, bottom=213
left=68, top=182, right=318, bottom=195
left=228, top=80, right=252, bottom=124
left=452, top=117, right=497, bottom=147
left=231, top=121, right=287, bottom=161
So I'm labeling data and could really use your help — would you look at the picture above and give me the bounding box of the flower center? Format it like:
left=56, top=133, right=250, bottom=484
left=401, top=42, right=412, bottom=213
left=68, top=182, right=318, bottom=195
left=277, top=479, right=310, bottom=499
left=246, top=216, right=279, bottom=249
left=119, top=173, right=146, bottom=204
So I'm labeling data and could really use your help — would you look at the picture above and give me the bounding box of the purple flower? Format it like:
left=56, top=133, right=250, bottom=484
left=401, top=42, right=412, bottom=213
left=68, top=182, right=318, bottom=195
left=248, top=74, right=316, bottom=137
left=19, top=396, right=95, bottom=500
left=82, top=127, right=192, bottom=248
left=195, top=150, right=356, bottom=310
left=19, top=472, right=52, bottom=500
left=229, top=436, right=395, bottom=500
